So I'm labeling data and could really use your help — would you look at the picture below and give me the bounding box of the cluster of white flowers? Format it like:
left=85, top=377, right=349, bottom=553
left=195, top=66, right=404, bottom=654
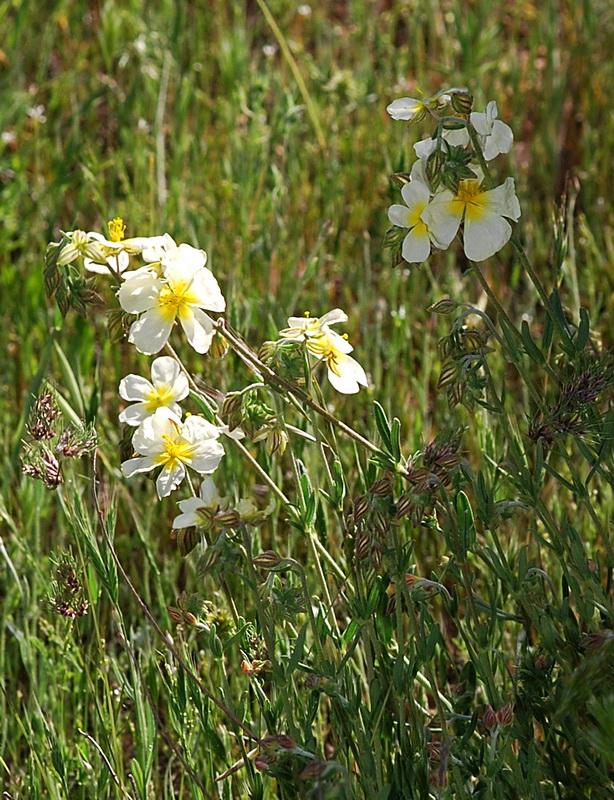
left=55, top=220, right=371, bottom=527
left=386, top=97, right=520, bottom=263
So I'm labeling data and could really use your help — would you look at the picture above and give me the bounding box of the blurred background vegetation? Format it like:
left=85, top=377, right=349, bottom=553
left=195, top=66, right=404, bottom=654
left=2, top=0, right=614, bottom=797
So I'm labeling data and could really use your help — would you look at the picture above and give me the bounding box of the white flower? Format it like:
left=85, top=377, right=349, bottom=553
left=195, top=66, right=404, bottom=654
left=388, top=180, right=442, bottom=263
left=121, top=234, right=168, bottom=256
left=386, top=97, right=427, bottom=122
left=280, top=309, right=368, bottom=394
left=121, top=408, right=224, bottom=498
left=118, top=249, right=225, bottom=355
left=280, top=308, right=350, bottom=345
left=83, top=232, right=130, bottom=274
left=119, top=356, right=190, bottom=426
left=172, top=477, right=220, bottom=529
left=470, top=101, right=513, bottom=161
left=413, top=128, right=469, bottom=160
left=421, top=174, right=521, bottom=262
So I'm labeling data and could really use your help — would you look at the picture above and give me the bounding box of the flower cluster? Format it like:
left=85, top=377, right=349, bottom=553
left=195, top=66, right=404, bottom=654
left=387, top=92, right=520, bottom=263
left=45, top=219, right=367, bottom=536
left=55, top=225, right=226, bottom=355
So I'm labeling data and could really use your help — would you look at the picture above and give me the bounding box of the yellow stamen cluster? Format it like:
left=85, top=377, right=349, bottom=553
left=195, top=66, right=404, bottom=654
left=156, top=432, right=194, bottom=467
left=108, top=217, right=126, bottom=242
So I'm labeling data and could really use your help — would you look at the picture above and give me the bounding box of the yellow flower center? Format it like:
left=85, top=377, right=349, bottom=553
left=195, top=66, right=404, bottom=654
left=108, top=217, right=126, bottom=242
left=144, top=385, right=174, bottom=413
left=154, top=432, right=195, bottom=467
left=157, top=280, right=198, bottom=321
left=407, top=201, right=427, bottom=229
left=453, top=180, right=488, bottom=221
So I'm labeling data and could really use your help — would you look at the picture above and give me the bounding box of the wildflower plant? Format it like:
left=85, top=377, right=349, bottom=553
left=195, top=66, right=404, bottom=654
left=29, top=84, right=614, bottom=799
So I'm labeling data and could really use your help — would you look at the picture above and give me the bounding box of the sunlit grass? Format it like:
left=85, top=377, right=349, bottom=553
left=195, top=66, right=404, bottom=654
left=2, top=1, right=614, bottom=797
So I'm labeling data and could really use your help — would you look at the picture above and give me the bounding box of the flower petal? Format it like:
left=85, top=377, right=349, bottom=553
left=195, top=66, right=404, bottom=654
left=156, top=461, right=186, bottom=498
left=119, top=375, right=154, bottom=402
left=199, top=477, right=218, bottom=504
left=132, top=408, right=180, bottom=454
left=188, top=440, right=225, bottom=475
left=386, top=97, right=424, bottom=121
left=121, top=455, right=158, bottom=478
left=182, top=414, right=221, bottom=443
left=401, top=226, right=432, bottom=263
left=172, top=497, right=206, bottom=529
left=463, top=210, right=512, bottom=261
left=420, top=191, right=462, bottom=248
left=178, top=306, right=214, bottom=354
left=118, top=270, right=161, bottom=314
left=128, top=308, right=174, bottom=355
left=327, top=353, right=368, bottom=394
left=151, top=356, right=180, bottom=388
left=119, top=401, right=150, bottom=426
left=388, top=204, right=412, bottom=228
left=483, top=177, right=520, bottom=220
left=188, top=267, right=226, bottom=312
left=318, top=309, right=348, bottom=327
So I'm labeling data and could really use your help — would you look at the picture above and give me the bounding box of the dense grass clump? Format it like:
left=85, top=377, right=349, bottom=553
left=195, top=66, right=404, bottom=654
left=2, top=2, right=614, bottom=798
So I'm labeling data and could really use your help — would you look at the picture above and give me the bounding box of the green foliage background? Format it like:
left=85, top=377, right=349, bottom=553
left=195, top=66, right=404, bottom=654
left=1, top=1, right=614, bottom=798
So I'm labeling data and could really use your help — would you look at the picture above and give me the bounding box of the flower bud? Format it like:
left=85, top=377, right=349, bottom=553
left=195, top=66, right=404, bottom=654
left=395, top=493, right=413, bottom=520
left=299, top=761, right=327, bottom=780
left=483, top=704, right=497, bottom=730
left=208, top=330, right=229, bottom=360
left=221, top=392, right=243, bottom=431
left=496, top=702, right=514, bottom=727
left=354, top=532, right=372, bottom=561
left=369, top=473, right=394, bottom=496
left=214, top=509, right=242, bottom=529
left=351, top=494, right=370, bottom=524
left=253, top=550, right=282, bottom=569
left=258, top=340, right=277, bottom=362
left=450, top=89, right=473, bottom=115
left=437, top=361, right=459, bottom=390
left=426, top=147, right=447, bottom=185
left=428, top=297, right=458, bottom=315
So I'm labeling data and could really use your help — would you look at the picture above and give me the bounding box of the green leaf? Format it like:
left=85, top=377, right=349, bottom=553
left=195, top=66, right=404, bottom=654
left=373, top=401, right=392, bottom=453
left=576, top=307, right=590, bottom=351
left=287, top=624, right=307, bottom=676
left=521, top=320, right=545, bottom=364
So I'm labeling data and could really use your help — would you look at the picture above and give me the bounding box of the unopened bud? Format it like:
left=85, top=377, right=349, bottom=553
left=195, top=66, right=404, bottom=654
left=299, top=761, right=327, bottom=780
left=428, top=297, right=458, bottom=315
left=496, top=702, right=514, bottom=727
left=395, top=493, right=413, bottom=520
left=275, top=735, right=295, bottom=750
left=437, top=361, right=459, bottom=390
left=214, top=509, right=242, bottom=529
left=252, top=550, right=282, bottom=569
left=483, top=704, right=497, bottom=730
left=461, top=329, right=486, bottom=352
left=390, top=172, right=412, bottom=187
left=369, top=473, right=394, bottom=496
left=354, top=533, right=372, bottom=560
left=426, top=147, right=447, bottom=185
left=167, top=606, right=183, bottom=624
left=258, top=340, right=277, bottom=362
left=351, top=494, right=369, bottom=524
left=208, top=330, right=229, bottom=360
left=449, top=381, right=464, bottom=408
left=450, top=89, right=473, bottom=115
left=221, top=392, right=243, bottom=430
